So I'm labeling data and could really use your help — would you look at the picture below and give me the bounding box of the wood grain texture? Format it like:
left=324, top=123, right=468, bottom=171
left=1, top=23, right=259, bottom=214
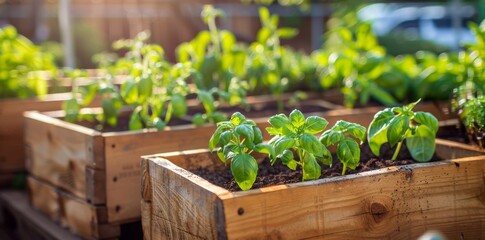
left=143, top=141, right=485, bottom=239
left=0, top=92, right=103, bottom=173
left=141, top=200, right=151, bottom=240
left=24, top=111, right=101, bottom=201
left=28, top=177, right=61, bottom=222
left=27, top=176, right=125, bottom=239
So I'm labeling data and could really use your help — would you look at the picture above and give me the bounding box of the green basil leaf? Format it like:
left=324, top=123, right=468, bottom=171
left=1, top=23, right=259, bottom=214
left=414, top=112, right=439, bottom=134
left=337, top=138, right=360, bottom=171
left=217, top=148, right=225, bottom=163
left=63, top=98, right=80, bottom=123
left=387, top=116, right=410, bottom=147
left=304, top=116, right=328, bottom=134
left=231, top=153, right=258, bottom=191
left=171, top=94, right=187, bottom=118
left=302, top=153, right=321, bottom=181
left=280, top=149, right=294, bottom=165
left=265, top=127, right=281, bottom=135
left=368, top=109, right=394, bottom=156
left=138, top=76, right=153, bottom=103
left=254, top=143, right=276, bottom=161
left=219, top=131, right=233, bottom=147
left=211, top=111, right=227, bottom=123
left=230, top=112, right=246, bottom=126
left=101, top=98, right=119, bottom=127
left=406, top=125, right=435, bottom=162
left=300, top=133, right=323, bottom=156
left=120, top=80, right=138, bottom=105
left=320, top=130, right=344, bottom=146
left=79, top=82, right=98, bottom=106
left=274, top=137, right=296, bottom=157
left=223, top=144, right=236, bottom=157
left=192, top=113, right=206, bottom=127
left=129, top=112, right=143, bottom=130
left=286, top=160, right=298, bottom=171
left=316, top=145, right=333, bottom=166
left=198, top=90, right=215, bottom=114
left=209, top=126, right=224, bottom=150
left=289, top=109, right=305, bottom=127
left=268, top=114, right=291, bottom=129
left=347, top=123, right=367, bottom=143
left=253, top=126, right=263, bottom=144
left=235, top=124, right=254, bottom=143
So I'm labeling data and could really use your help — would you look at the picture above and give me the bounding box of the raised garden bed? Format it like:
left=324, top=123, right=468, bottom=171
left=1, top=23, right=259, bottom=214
left=23, top=95, right=351, bottom=228
left=140, top=139, right=485, bottom=239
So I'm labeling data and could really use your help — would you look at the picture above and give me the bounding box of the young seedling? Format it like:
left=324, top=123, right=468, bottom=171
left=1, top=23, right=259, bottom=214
left=266, top=109, right=332, bottom=181
left=368, top=99, right=439, bottom=162
left=209, top=112, right=274, bottom=190
left=319, top=120, right=366, bottom=175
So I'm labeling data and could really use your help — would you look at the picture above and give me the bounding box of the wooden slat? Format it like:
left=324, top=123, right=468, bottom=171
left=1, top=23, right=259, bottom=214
left=141, top=200, right=152, bottom=240
left=58, top=190, right=120, bottom=240
left=27, top=177, right=123, bottom=239
left=0, top=190, right=82, bottom=240
left=221, top=156, right=485, bottom=239
left=144, top=142, right=485, bottom=239
left=24, top=111, right=102, bottom=202
left=103, top=124, right=219, bottom=222
left=28, top=177, right=61, bottom=222
left=147, top=158, right=227, bottom=239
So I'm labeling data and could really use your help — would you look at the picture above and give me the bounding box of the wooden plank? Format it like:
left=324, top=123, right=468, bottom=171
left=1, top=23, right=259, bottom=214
left=24, top=111, right=103, bottom=202
left=147, top=158, right=226, bottom=239
left=58, top=190, right=120, bottom=240
left=104, top=125, right=220, bottom=222
left=28, top=176, right=123, bottom=239
left=140, top=200, right=151, bottom=240
left=0, top=190, right=82, bottom=240
left=144, top=142, right=485, bottom=239
left=28, top=177, right=61, bottom=222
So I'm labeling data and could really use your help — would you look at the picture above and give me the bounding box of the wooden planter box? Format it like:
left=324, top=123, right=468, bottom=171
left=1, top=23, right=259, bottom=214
left=24, top=101, right=449, bottom=237
left=23, top=96, right=348, bottom=229
left=0, top=72, right=116, bottom=177
left=140, top=139, right=485, bottom=239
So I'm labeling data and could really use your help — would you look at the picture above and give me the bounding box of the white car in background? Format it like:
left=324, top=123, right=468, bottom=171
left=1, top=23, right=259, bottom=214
left=358, top=3, right=477, bottom=49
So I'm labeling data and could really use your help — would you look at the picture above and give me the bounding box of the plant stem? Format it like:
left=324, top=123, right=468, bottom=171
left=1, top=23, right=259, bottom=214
left=392, top=140, right=404, bottom=161
left=342, top=164, right=347, bottom=175
left=277, top=93, right=283, bottom=113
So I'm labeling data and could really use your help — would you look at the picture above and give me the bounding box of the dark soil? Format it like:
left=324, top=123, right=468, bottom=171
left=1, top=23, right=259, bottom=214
left=191, top=141, right=441, bottom=192
left=70, top=98, right=334, bottom=133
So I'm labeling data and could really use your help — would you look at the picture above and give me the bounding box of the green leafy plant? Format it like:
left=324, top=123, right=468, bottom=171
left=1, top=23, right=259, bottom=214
left=209, top=112, right=274, bottom=190
left=64, top=32, right=191, bottom=130
left=266, top=109, right=331, bottom=181
left=368, top=100, right=439, bottom=162
left=245, top=7, right=301, bottom=112
left=0, top=25, right=57, bottom=99
left=177, top=5, right=248, bottom=108
left=319, top=120, right=366, bottom=175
